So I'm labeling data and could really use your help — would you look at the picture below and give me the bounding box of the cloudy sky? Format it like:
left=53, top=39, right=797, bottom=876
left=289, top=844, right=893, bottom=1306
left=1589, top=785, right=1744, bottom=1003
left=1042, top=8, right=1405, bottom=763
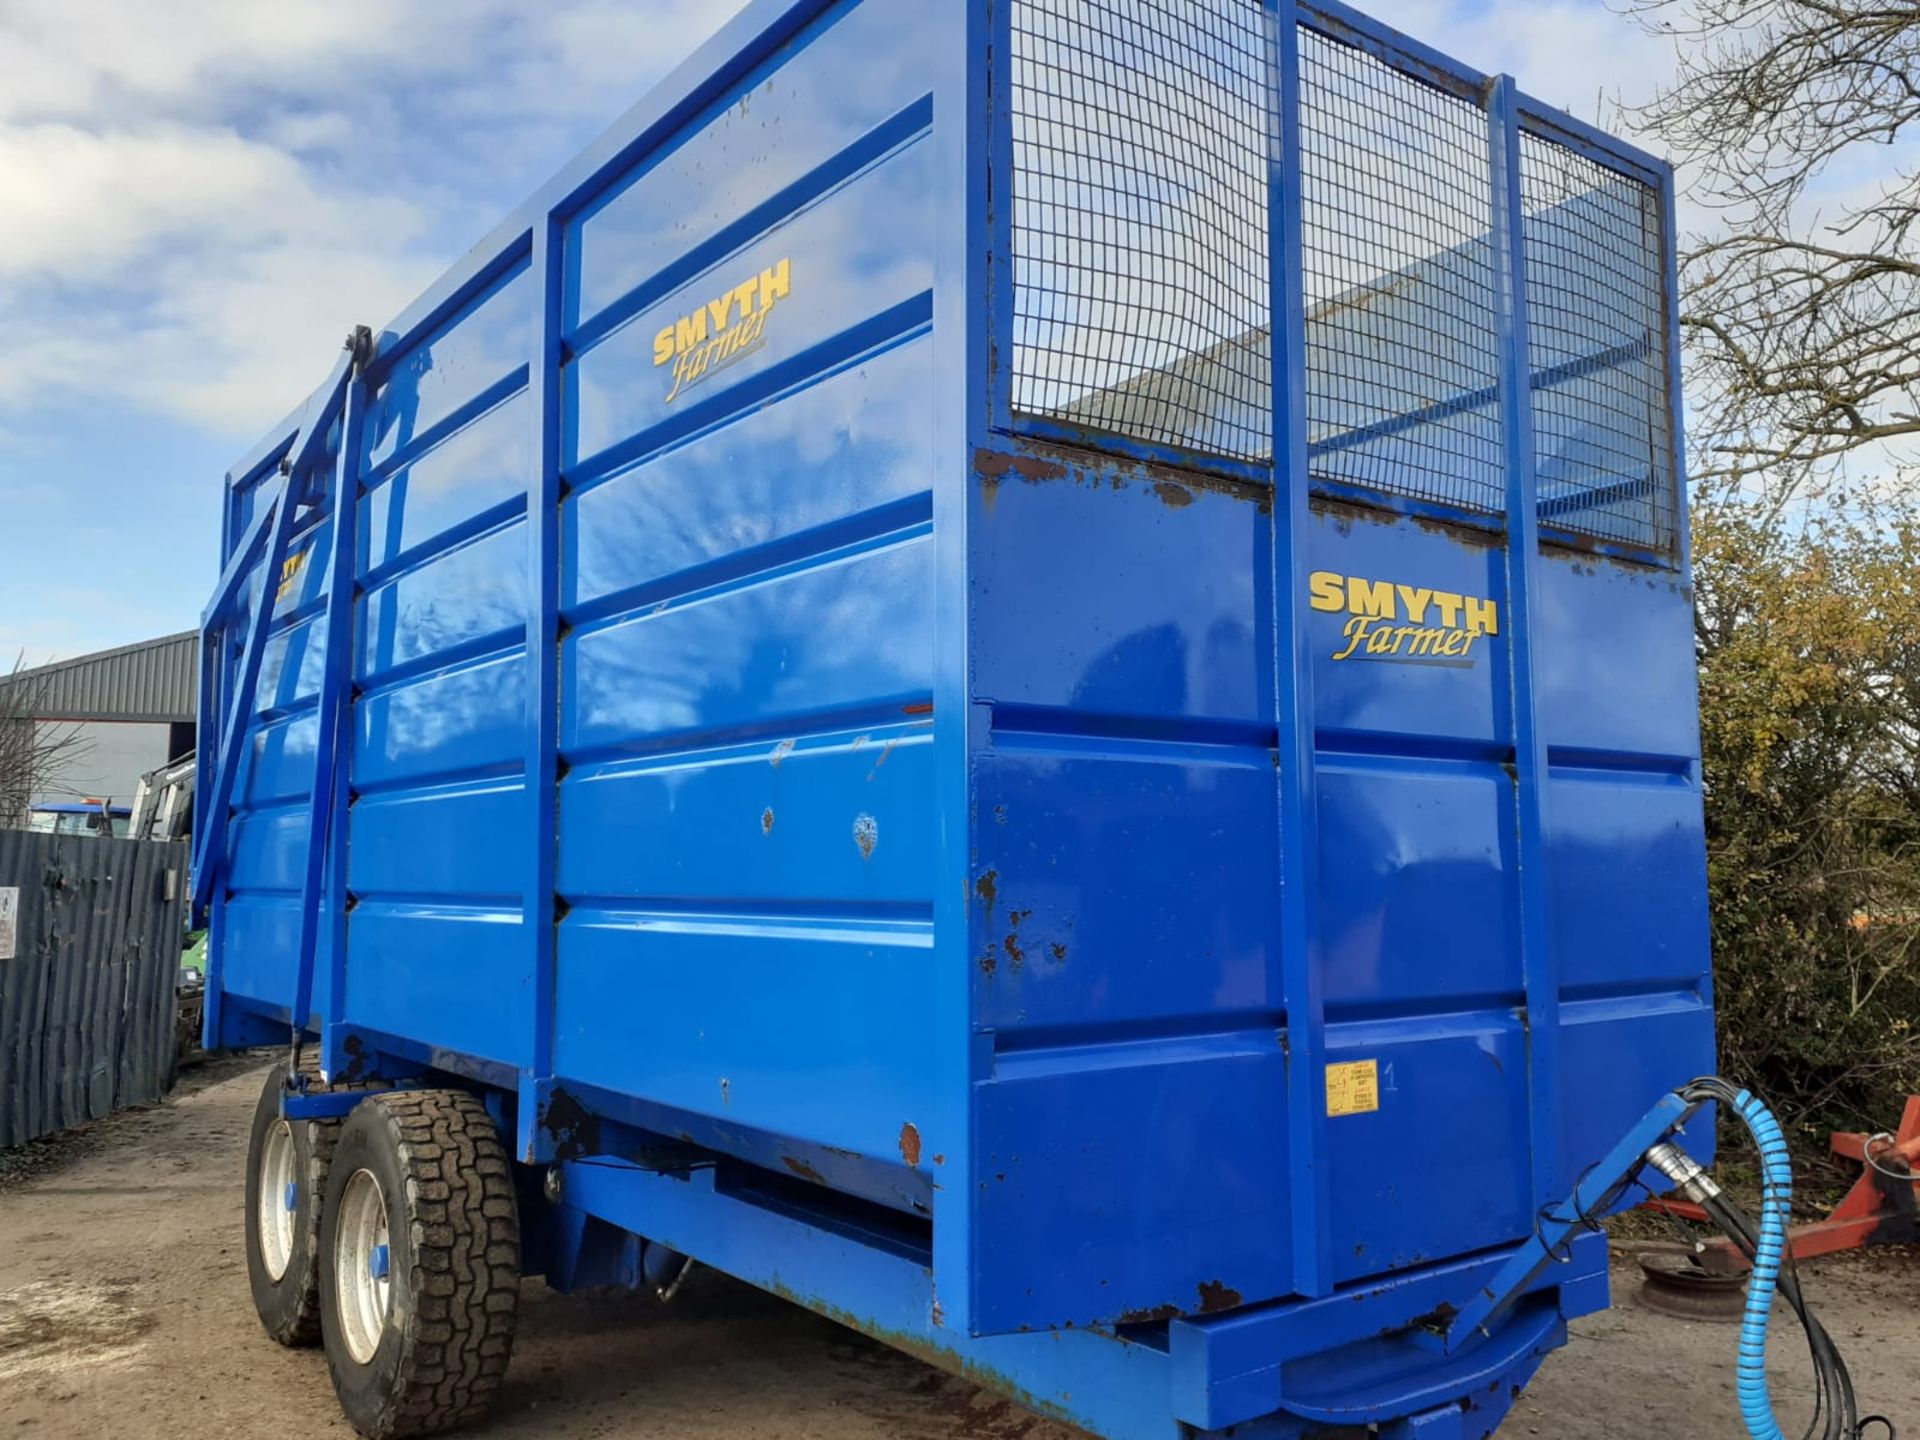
left=0, top=0, right=1678, bottom=665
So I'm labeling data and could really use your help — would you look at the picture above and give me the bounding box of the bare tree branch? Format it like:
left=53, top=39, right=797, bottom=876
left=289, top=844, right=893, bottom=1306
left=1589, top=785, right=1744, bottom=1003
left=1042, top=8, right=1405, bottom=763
left=1625, top=0, right=1920, bottom=495
left=0, top=653, right=94, bottom=825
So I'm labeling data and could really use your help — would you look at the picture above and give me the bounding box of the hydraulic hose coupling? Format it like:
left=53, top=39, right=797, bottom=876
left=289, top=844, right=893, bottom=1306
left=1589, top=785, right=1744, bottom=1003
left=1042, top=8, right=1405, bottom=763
left=1651, top=1089, right=1796, bottom=1440
left=1643, top=1141, right=1721, bottom=1207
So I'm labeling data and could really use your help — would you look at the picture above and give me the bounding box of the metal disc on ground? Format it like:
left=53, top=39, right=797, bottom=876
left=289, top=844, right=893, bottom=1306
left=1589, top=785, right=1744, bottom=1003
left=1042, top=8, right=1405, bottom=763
left=1635, top=1250, right=1749, bottom=1322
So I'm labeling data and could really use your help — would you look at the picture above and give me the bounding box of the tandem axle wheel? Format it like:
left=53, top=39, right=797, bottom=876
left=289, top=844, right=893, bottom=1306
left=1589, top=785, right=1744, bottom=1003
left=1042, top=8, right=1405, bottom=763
left=244, top=1065, right=525, bottom=1439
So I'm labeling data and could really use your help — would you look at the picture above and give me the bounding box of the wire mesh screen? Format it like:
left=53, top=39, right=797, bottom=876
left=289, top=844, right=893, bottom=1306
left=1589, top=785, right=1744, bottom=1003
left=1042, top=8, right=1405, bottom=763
left=1519, top=134, right=1676, bottom=551
left=1297, top=27, right=1504, bottom=513
left=1009, top=0, right=1272, bottom=466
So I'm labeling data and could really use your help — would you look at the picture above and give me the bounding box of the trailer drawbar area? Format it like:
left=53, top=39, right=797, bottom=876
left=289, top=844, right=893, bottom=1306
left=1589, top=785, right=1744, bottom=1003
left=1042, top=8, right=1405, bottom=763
left=192, top=1, right=1888, bottom=1436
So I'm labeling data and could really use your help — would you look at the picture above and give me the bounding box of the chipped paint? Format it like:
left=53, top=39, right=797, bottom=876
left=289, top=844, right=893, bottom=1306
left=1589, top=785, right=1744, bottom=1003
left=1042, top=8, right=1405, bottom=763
left=971, top=440, right=1271, bottom=511
left=783, top=1156, right=826, bottom=1184
left=761, top=807, right=775, bottom=835
left=899, top=1122, right=923, bottom=1167
left=1197, top=1280, right=1243, bottom=1315
left=770, top=738, right=795, bottom=767
left=1117, top=1303, right=1181, bottom=1325
left=974, top=869, right=998, bottom=916
left=853, top=813, right=878, bottom=860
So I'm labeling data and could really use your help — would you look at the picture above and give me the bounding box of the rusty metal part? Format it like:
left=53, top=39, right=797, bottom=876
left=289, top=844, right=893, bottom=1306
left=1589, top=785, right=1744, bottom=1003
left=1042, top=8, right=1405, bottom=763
left=1636, top=1250, right=1748, bottom=1322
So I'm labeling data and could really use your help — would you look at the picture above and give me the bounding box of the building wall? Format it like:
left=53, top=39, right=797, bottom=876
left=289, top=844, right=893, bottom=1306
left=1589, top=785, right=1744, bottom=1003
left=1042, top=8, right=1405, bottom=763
left=30, top=720, right=180, bottom=808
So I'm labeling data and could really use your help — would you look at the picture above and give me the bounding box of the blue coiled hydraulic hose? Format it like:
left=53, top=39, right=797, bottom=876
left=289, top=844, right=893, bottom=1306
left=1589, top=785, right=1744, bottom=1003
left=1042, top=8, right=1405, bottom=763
left=1731, top=1088, right=1794, bottom=1440
left=1670, top=1076, right=1893, bottom=1440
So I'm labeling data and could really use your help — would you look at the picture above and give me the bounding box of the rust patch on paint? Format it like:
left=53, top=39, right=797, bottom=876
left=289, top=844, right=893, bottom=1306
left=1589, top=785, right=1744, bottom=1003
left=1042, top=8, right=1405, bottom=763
left=1049, top=942, right=1068, bottom=963
left=1119, top=1303, right=1182, bottom=1325
left=1197, top=1281, right=1242, bottom=1315
left=975, top=870, right=998, bottom=916
left=761, top=807, right=775, bottom=835
left=975, top=447, right=1070, bottom=486
left=783, top=1156, right=825, bottom=1184
left=979, top=948, right=998, bottom=977
left=770, top=738, right=795, bottom=767
left=899, top=1122, right=923, bottom=1168
left=1004, top=933, right=1025, bottom=970
left=1152, top=480, right=1194, bottom=509
left=853, top=813, right=878, bottom=860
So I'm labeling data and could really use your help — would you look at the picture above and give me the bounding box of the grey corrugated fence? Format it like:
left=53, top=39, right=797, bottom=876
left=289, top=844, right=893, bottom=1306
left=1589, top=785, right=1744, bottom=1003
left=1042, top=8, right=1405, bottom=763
left=0, top=830, right=188, bottom=1148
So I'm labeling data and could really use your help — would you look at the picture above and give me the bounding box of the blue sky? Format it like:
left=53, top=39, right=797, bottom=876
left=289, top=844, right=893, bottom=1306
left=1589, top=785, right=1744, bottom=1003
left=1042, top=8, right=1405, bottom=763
left=0, top=0, right=1676, bottom=666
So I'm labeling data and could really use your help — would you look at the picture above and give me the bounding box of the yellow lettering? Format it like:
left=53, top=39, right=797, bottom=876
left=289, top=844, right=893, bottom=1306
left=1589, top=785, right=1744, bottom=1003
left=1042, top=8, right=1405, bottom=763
left=1439, top=629, right=1472, bottom=657
left=707, top=297, right=733, bottom=333
left=676, top=311, right=708, bottom=354
left=653, top=325, right=676, bottom=367
left=759, top=257, right=792, bottom=308
left=1332, top=616, right=1372, bottom=662
left=1366, top=623, right=1399, bottom=655
left=1465, top=596, right=1499, bottom=636
left=1309, top=571, right=1346, bottom=613
left=1347, top=577, right=1396, bottom=620
left=1395, top=585, right=1433, bottom=623
left=732, top=277, right=760, bottom=322
left=1431, top=591, right=1463, bottom=629
left=1404, top=629, right=1442, bottom=657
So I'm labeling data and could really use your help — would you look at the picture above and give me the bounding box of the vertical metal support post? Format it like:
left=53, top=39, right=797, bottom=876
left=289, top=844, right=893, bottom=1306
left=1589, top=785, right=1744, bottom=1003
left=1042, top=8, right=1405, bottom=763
left=1658, top=163, right=1694, bottom=580
left=193, top=602, right=221, bottom=1044
left=293, top=333, right=370, bottom=1074
left=520, top=219, right=565, bottom=1164
left=932, top=0, right=991, bottom=1337
left=1488, top=78, right=1561, bottom=1208
left=190, top=474, right=302, bottom=916
left=1269, top=0, right=1331, bottom=1298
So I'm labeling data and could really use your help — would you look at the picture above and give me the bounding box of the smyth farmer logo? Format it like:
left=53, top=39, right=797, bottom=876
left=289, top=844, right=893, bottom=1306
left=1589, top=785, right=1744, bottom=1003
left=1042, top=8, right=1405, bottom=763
left=1309, top=570, right=1499, bottom=667
left=653, top=257, right=792, bottom=404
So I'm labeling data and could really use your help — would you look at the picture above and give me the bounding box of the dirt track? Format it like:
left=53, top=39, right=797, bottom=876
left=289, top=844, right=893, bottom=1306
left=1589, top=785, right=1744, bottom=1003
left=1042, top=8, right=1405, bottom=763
left=0, top=1058, right=1914, bottom=1439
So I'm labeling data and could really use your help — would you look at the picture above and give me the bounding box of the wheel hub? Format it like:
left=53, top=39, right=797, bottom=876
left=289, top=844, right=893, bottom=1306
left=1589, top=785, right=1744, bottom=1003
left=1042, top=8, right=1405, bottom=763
left=256, top=1120, right=298, bottom=1283
left=335, top=1168, right=392, bottom=1364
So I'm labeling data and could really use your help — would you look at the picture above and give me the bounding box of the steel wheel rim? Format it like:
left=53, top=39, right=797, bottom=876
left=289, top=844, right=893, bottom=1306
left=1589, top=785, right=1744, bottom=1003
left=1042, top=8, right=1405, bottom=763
left=335, top=1168, right=391, bottom=1365
left=257, top=1119, right=298, bottom=1283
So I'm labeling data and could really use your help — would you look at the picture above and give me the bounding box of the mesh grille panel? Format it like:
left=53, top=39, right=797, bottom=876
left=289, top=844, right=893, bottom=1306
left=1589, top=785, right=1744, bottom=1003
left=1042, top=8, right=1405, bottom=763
left=1519, top=134, right=1675, bottom=551
left=1009, top=0, right=1272, bottom=465
left=1298, top=27, right=1504, bottom=513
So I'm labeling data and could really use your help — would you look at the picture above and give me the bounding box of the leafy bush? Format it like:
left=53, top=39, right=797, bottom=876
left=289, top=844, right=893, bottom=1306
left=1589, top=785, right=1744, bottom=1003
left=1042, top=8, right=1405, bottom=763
left=1695, top=498, right=1920, bottom=1140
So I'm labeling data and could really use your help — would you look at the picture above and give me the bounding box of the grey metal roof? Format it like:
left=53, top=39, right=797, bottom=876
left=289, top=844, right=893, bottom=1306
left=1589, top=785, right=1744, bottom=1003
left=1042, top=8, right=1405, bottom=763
left=1, top=632, right=198, bottom=724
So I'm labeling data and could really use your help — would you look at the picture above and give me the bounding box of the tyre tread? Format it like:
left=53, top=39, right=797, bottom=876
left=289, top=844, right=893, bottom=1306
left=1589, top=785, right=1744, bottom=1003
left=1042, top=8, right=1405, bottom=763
left=347, top=1089, right=519, bottom=1439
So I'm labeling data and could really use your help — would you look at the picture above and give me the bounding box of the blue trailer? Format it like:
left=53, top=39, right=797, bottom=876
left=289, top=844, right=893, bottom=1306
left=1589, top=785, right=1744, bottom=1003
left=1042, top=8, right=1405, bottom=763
left=194, top=1, right=1724, bottom=1436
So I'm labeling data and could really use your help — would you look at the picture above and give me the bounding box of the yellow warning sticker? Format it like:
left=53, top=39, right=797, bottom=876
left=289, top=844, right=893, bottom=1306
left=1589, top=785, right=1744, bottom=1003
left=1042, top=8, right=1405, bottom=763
left=1326, top=1060, right=1381, bottom=1117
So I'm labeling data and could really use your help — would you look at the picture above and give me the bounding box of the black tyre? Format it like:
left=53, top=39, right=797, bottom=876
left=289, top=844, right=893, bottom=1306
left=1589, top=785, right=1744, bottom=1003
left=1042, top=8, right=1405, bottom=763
left=319, top=1090, right=521, bottom=1440
left=245, top=1058, right=363, bottom=1346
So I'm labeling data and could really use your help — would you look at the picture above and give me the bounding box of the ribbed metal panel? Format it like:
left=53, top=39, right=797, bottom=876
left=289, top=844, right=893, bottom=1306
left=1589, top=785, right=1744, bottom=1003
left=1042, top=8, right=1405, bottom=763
left=0, top=632, right=198, bottom=724
left=0, top=829, right=187, bottom=1148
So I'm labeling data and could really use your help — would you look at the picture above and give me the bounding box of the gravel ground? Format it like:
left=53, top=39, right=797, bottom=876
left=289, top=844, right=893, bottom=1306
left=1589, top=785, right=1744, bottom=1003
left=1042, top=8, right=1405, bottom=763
left=0, top=1057, right=1913, bottom=1439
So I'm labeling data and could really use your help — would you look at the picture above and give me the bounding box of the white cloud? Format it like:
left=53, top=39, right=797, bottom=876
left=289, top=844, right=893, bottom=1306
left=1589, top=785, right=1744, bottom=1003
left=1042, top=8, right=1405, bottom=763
left=0, top=0, right=743, bottom=443
left=0, top=123, right=425, bottom=279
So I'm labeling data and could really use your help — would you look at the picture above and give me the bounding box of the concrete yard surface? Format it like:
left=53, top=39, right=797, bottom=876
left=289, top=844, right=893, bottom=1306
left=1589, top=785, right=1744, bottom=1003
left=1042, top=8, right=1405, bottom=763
left=0, top=1058, right=1913, bottom=1439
